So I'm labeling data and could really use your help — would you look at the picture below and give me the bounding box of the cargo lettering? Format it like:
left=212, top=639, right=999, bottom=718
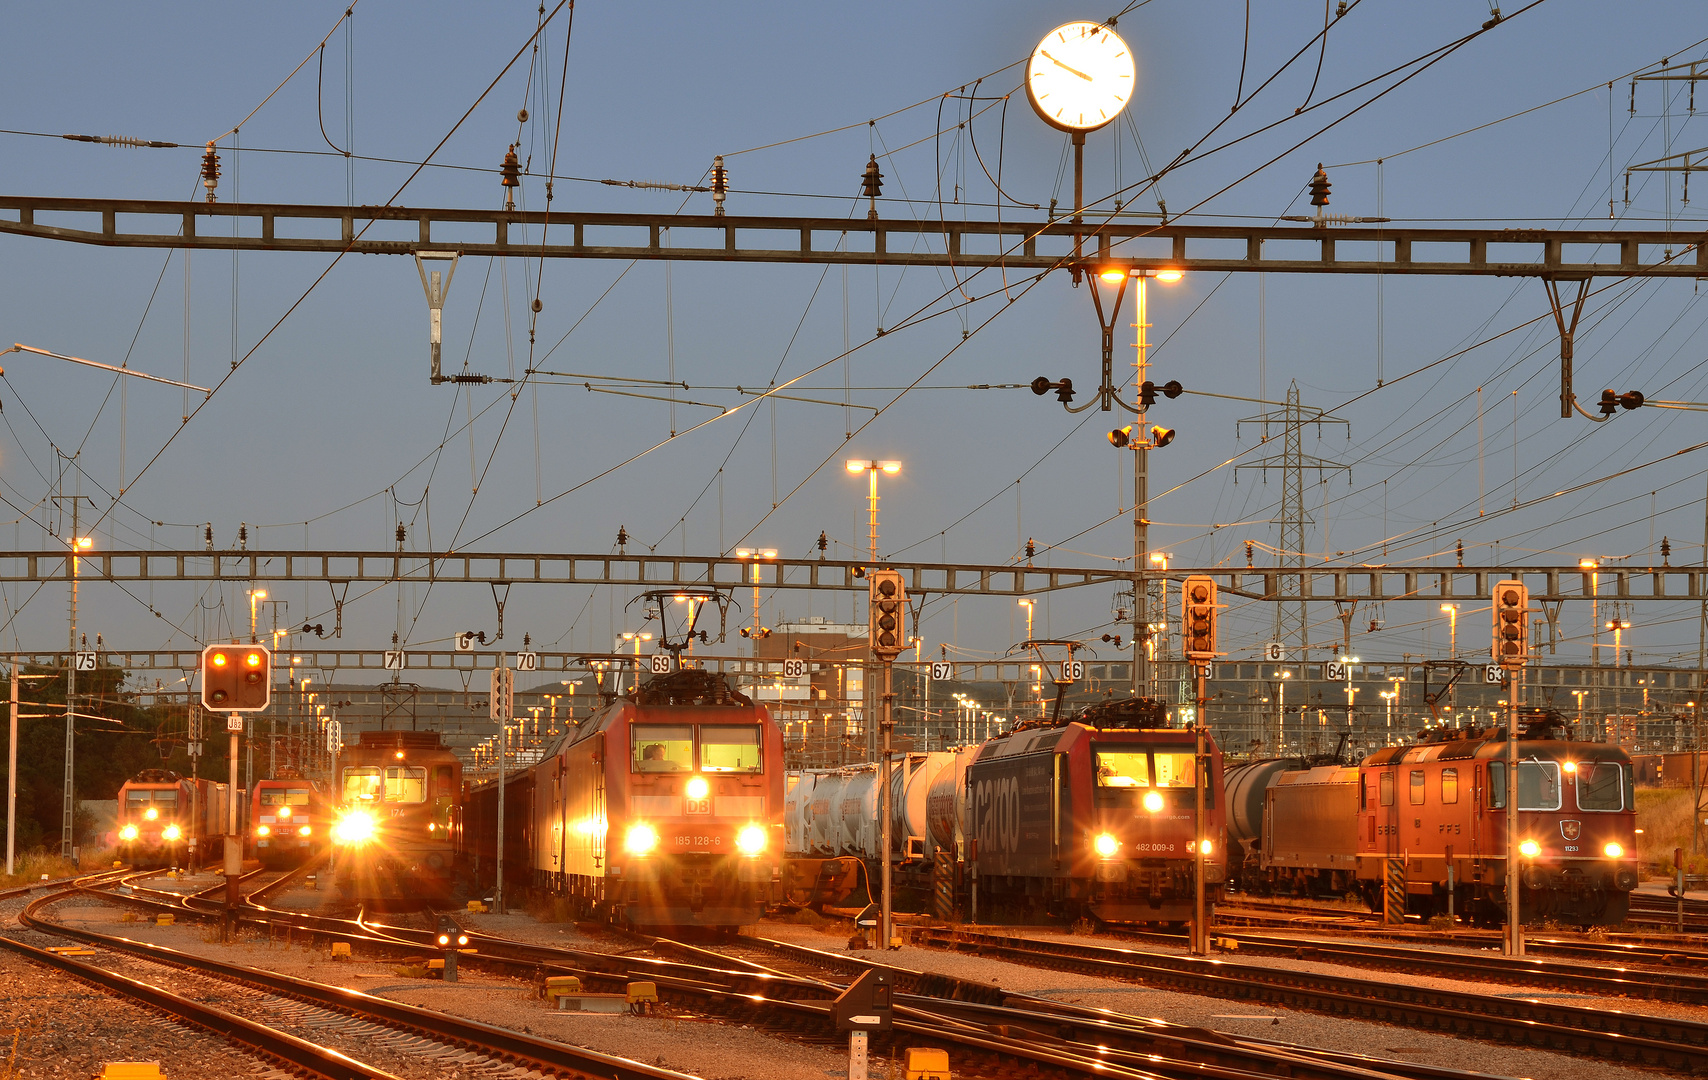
left=972, top=774, right=1022, bottom=855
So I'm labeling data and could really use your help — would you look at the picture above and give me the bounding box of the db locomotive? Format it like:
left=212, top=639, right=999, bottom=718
left=1224, top=709, right=1639, bottom=925
left=461, top=666, right=786, bottom=928
left=328, top=729, right=466, bottom=902
left=116, top=768, right=236, bottom=869
left=787, top=696, right=1226, bottom=925
left=248, top=769, right=327, bottom=868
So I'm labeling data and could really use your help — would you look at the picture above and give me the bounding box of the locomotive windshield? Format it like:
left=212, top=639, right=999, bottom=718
left=633, top=724, right=693, bottom=772
left=1576, top=761, right=1627, bottom=811
left=1487, top=760, right=1563, bottom=810
left=261, top=789, right=312, bottom=806
left=384, top=767, right=427, bottom=802
left=341, top=766, right=427, bottom=803
left=126, top=789, right=176, bottom=806
left=1094, top=747, right=1196, bottom=787
left=701, top=725, right=763, bottom=772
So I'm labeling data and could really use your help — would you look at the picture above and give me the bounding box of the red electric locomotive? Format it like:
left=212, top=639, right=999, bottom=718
left=249, top=769, right=327, bottom=868
left=1356, top=709, right=1638, bottom=925
left=464, top=665, right=785, bottom=929
left=329, top=730, right=466, bottom=903
left=961, top=697, right=1226, bottom=925
left=116, top=768, right=234, bottom=870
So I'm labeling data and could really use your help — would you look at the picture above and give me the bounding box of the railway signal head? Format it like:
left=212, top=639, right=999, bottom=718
left=868, top=570, right=907, bottom=659
left=201, top=643, right=271, bottom=712
left=1492, top=580, right=1529, bottom=668
left=1183, top=575, right=1218, bottom=659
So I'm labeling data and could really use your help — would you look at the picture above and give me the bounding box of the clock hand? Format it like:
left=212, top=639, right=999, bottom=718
left=1040, top=49, right=1094, bottom=82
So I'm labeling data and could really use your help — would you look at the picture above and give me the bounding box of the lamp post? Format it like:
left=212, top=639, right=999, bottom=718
left=1440, top=603, right=1458, bottom=660
left=1606, top=618, right=1631, bottom=667
left=845, top=460, right=901, bottom=564
left=1018, top=599, right=1035, bottom=643
left=1276, top=670, right=1292, bottom=756
left=1099, top=266, right=1183, bottom=700
left=1582, top=558, right=1601, bottom=737
left=736, top=548, right=777, bottom=635
left=1388, top=676, right=1406, bottom=744
left=619, top=632, right=653, bottom=692
left=848, top=459, right=900, bottom=760
left=61, top=533, right=92, bottom=860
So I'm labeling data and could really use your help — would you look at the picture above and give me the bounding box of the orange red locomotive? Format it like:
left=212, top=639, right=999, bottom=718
left=248, top=770, right=327, bottom=868
left=116, top=768, right=235, bottom=869
left=1225, top=709, right=1638, bottom=925
left=463, top=666, right=785, bottom=928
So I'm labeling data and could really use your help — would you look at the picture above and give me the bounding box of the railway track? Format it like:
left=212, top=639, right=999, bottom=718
left=65, top=874, right=1502, bottom=1080
left=908, top=925, right=1708, bottom=1072
left=8, top=881, right=704, bottom=1080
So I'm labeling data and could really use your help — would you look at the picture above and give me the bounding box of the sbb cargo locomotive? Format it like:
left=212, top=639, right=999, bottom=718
left=462, top=667, right=785, bottom=928
left=787, top=697, right=1225, bottom=925
left=328, top=730, right=466, bottom=902
left=1224, top=709, right=1639, bottom=925
left=116, top=768, right=236, bottom=869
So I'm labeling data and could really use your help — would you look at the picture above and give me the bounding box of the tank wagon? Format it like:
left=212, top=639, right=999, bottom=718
left=788, top=696, right=1226, bottom=925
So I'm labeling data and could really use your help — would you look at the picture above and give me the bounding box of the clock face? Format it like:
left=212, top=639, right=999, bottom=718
left=1026, top=21, right=1135, bottom=133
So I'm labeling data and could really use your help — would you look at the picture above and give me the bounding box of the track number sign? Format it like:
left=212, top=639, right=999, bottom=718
left=782, top=658, right=805, bottom=678
left=650, top=654, right=671, bottom=674
left=515, top=651, right=538, bottom=671
left=384, top=651, right=406, bottom=670
left=1484, top=664, right=1504, bottom=685
left=1060, top=660, right=1084, bottom=682
left=930, top=662, right=953, bottom=681
left=74, top=651, right=97, bottom=671
left=1324, top=661, right=1350, bottom=682
left=1264, top=641, right=1284, bottom=663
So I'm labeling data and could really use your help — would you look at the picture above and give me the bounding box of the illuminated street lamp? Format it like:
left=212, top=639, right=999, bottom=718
left=619, top=631, right=653, bottom=692
left=845, top=460, right=901, bottom=563
left=735, top=548, right=777, bottom=637
left=1440, top=603, right=1458, bottom=660
left=1018, top=599, right=1035, bottom=642
left=1605, top=618, right=1632, bottom=666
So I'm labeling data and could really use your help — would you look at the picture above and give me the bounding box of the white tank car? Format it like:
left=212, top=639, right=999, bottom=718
left=925, top=745, right=980, bottom=859
left=807, top=771, right=846, bottom=854
left=893, top=752, right=954, bottom=859
left=784, top=772, right=809, bottom=854
left=836, top=770, right=879, bottom=857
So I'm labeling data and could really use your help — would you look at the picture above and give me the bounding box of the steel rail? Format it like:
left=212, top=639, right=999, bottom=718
left=19, top=893, right=706, bottom=1080
left=913, top=927, right=1708, bottom=1071
left=0, top=932, right=401, bottom=1080
left=733, top=933, right=1486, bottom=1080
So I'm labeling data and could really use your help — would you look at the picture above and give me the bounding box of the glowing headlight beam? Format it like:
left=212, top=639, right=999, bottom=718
left=736, top=824, right=767, bottom=857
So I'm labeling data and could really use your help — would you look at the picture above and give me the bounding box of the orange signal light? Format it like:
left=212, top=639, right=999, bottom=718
left=211, top=652, right=229, bottom=667
left=244, top=651, right=263, bottom=667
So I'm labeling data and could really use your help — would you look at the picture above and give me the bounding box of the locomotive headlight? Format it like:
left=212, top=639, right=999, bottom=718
left=162, top=824, right=182, bottom=842
left=686, top=775, right=710, bottom=801
left=255, top=825, right=271, bottom=837
left=625, top=823, right=659, bottom=855
left=1603, top=842, right=1624, bottom=859
left=736, top=824, right=768, bottom=857
left=278, top=806, right=292, bottom=819
left=334, top=810, right=376, bottom=845
left=1142, top=791, right=1164, bottom=814
left=1189, top=838, right=1213, bottom=856
left=119, top=825, right=138, bottom=841
left=298, top=825, right=312, bottom=837
left=144, top=807, right=159, bottom=821
left=1519, top=839, right=1541, bottom=858
left=1094, top=832, right=1120, bottom=859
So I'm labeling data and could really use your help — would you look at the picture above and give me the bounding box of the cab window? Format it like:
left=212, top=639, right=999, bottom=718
left=343, top=766, right=383, bottom=803
left=1379, top=772, right=1394, bottom=806
left=1517, top=761, right=1562, bottom=810
left=1152, top=751, right=1196, bottom=787
left=1095, top=750, right=1150, bottom=787
left=1576, top=762, right=1623, bottom=811
left=262, top=788, right=311, bottom=806
left=384, top=767, right=427, bottom=803
left=701, top=725, right=763, bottom=772
left=633, top=724, right=693, bottom=772
left=1489, top=762, right=1505, bottom=808
left=1409, top=770, right=1425, bottom=805
left=1440, top=768, right=1459, bottom=805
